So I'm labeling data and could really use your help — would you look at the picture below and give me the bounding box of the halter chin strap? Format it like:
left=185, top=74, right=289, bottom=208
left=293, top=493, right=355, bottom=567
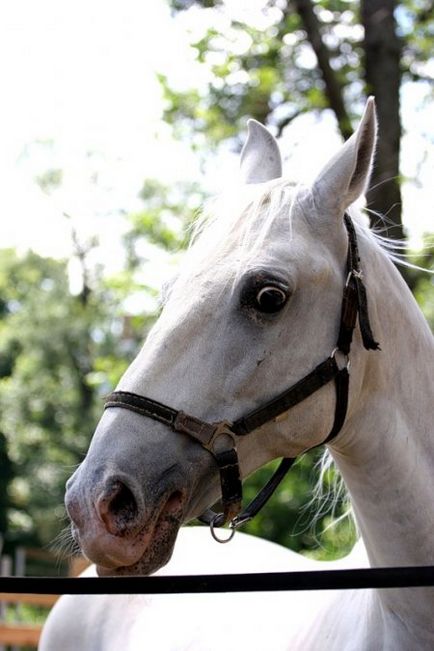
left=104, top=215, right=379, bottom=538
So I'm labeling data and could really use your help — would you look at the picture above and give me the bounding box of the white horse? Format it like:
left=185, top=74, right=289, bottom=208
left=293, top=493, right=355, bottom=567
left=40, top=98, right=434, bottom=650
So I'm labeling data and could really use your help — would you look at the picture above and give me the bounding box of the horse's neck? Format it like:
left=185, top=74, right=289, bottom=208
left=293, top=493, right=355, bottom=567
left=331, top=239, right=434, bottom=638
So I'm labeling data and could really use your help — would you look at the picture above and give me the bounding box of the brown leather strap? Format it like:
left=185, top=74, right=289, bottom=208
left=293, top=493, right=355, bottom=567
left=105, top=391, right=224, bottom=452
left=340, top=214, right=380, bottom=352
left=214, top=448, right=243, bottom=523
left=199, top=365, right=349, bottom=529
left=105, top=391, right=243, bottom=521
left=104, top=392, right=179, bottom=428
left=323, top=367, right=350, bottom=444
left=232, top=356, right=340, bottom=436
left=199, top=457, right=296, bottom=528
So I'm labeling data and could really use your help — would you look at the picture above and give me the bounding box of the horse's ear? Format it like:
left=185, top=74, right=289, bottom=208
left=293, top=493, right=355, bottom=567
left=240, top=119, right=282, bottom=184
left=312, top=97, right=377, bottom=214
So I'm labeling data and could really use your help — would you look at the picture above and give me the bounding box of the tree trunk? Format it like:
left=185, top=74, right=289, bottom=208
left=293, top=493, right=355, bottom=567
left=361, top=0, right=404, bottom=242
left=0, top=433, right=13, bottom=539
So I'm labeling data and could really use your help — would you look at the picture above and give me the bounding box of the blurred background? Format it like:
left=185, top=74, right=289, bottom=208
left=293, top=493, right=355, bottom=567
left=0, top=0, right=433, bottom=599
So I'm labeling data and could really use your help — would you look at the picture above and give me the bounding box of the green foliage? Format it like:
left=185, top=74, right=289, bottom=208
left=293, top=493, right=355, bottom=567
left=399, top=0, right=434, bottom=82
left=0, top=243, right=161, bottom=546
left=0, top=179, right=205, bottom=550
left=161, top=0, right=433, bottom=150
left=0, top=250, right=99, bottom=544
left=414, top=273, right=434, bottom=327
left=125, top=179, right=203, bottom=261
left=35, top=168, right=63, bottom=193
left=409, top=236, right=434, bottom=328
left=160, top=1, right=362, bottom=144
left=5, top=602, right=48, bottom=626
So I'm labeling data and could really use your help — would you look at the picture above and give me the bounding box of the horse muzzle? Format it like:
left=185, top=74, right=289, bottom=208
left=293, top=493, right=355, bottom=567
left=65, top=467, right=187, bottom=574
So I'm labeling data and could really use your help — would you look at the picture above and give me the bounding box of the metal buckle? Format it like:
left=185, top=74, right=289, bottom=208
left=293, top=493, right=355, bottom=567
left=205, top=420, right=236, bottom=455
left=229, top=512, right=251, bottom=529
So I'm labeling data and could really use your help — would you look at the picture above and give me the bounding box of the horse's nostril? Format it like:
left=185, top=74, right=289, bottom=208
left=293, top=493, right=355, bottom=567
left=110, top=482, right=138, bottom=520
left=97, top=479, right=140, bottom=536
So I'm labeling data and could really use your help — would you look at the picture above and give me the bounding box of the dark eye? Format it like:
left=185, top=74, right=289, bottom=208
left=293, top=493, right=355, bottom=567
left=240, top=271, right=291, bottom=318
left=255, top=286, right=288, bottom=313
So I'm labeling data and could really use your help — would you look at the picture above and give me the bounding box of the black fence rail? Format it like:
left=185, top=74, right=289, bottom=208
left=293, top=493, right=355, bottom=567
left=1, top=565, right=434, bottom=596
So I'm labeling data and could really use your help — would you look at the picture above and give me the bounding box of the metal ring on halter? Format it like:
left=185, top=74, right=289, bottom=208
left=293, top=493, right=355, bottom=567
left=209, top=515, right=236, bottom=544
left=330, top=347, right=350, bottom=372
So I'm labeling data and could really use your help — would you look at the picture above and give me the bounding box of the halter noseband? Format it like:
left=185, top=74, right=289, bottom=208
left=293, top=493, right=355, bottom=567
left=104, top=215, right=379, bottom=540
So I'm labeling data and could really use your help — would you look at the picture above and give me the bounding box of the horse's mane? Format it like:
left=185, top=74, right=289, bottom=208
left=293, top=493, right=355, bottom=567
left=182, top=179, right=297, bottom=284
left=187, top=180, right=427, bottom=277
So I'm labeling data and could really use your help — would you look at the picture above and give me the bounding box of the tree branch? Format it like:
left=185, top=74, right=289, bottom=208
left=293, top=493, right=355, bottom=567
left=289, top=0, right=352, bottom=140
left=275, top=109, right=303, bottom=137
left=63, top=213, right=93, bottom=306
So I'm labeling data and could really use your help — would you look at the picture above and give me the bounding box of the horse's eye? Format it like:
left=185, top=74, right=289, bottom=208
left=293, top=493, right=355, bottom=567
left=255, top=286, right=287, bottom=313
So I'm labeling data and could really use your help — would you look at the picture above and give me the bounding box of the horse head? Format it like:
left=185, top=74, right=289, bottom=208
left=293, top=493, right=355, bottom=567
left=65, top=99, right=378, bottom=576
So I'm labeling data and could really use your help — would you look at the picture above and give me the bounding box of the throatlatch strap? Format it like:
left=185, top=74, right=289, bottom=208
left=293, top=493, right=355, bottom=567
left=323, top=367, right=349, bottom=444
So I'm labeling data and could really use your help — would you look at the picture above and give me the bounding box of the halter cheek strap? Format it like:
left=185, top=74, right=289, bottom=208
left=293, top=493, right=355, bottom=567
left=104, top=215, right=379, bottom=537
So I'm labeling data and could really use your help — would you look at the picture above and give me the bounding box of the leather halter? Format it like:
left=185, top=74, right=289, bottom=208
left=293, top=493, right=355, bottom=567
left=104, top=215, right=379, bottom=538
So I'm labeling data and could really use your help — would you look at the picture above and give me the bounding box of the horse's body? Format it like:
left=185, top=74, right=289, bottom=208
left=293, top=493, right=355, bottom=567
left=40, top=99, right=434, bottom=650
left=41, top=528, right=371, bottom=651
